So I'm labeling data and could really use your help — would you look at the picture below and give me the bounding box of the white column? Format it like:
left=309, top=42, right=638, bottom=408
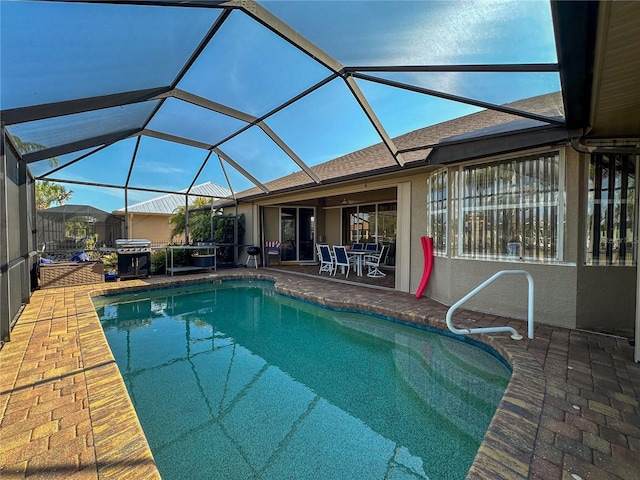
left=396, top=181, right=411, bottom=292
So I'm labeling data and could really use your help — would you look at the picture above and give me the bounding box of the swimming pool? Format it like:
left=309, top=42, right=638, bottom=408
left=94, top=280, right=510, bottom=480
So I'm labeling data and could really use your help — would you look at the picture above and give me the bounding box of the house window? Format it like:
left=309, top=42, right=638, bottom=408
left=449, top=151, right=563, bottom=261
left=341, top=202, right=397, bottom=265
left=426, top=169, right=447, bottom=255
left=586, top=153, right=636, bottom=266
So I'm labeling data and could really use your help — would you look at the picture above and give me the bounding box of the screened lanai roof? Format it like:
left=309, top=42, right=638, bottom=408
left=115, top=181, right=232, bottom=215
left=1, top=0, right=594, bottom=210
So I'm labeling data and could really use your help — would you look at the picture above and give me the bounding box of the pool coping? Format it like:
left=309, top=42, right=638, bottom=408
left=2, top=269, right=638, bottom=479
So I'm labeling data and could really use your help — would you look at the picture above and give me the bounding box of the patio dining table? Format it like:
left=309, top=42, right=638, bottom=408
left=347, top=249, right=369, bottom=276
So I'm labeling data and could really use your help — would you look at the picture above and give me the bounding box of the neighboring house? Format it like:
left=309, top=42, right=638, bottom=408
left=230, top=91, right=637, bottom=335
left=112, top=182, right=231, bottom=245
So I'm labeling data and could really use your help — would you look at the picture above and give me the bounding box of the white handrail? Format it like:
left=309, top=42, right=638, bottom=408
left=446, top=270, right=534, bottom=340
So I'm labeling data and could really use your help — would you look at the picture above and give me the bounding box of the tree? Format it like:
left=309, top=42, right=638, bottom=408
left=10, top=135, right=70, bottom=210
left=211, top=213, right=245, bottom=263
left=211, top=214, right=245, bottom=245
left=169, top=197, right=212, bottom=242
left=36, top=180, right=73, bottom=210
left=10, top=135, right=57, bottom=163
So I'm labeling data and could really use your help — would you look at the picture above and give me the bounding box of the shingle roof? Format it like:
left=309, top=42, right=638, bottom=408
left=235, top=92, right=565, bottom=200
left=116, top=182, right=231, bottom=214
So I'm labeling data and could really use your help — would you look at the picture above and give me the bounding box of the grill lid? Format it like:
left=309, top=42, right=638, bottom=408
left=116, top=238, right=151, bottom=247
left=116, top=238, right=151, bottom=252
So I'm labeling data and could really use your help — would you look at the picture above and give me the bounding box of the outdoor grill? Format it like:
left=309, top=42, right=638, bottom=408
left=116, top=239, right=151, bottom=279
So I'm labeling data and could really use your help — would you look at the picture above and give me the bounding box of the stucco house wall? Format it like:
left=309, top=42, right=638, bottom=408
left=112, top=213, right=172, bottom=244
left=243, top=143, right=636, bottom=332
left=415, top=146, right=635, bottom=330
left=324, top=208, right=342, bottom=246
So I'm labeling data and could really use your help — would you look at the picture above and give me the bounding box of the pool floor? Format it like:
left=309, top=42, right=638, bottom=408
left=95, top=282, right=510, bottom=479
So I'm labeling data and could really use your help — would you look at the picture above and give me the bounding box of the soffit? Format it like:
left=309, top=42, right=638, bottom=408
left=588, top=1, right=640, bottom=139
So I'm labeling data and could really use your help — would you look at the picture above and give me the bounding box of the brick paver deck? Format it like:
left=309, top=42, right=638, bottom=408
left=1, top=268, right=638, bottom=479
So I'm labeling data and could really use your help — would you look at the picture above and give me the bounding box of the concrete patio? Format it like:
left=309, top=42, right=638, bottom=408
left=1, top=268, right=638, bottom=479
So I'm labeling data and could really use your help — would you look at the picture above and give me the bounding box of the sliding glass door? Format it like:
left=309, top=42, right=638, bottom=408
left=298, top=208, right=315, bottom=261
left=280, top=207, right=315, bottom=262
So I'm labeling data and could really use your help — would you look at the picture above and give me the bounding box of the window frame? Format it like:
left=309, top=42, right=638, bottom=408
left=426, top=150, right=566, bottom=263
left=585, top=153, right=637, bottom=266
left=426, top=168, right=448, bottom=257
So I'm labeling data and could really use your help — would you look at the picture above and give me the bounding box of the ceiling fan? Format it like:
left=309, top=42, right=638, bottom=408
left=341, top=196, right=357, bottom=205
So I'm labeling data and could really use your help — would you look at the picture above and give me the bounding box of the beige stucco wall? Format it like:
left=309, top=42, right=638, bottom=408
left=243, top=144, right=637, bottom=331
left=576, top=266, right=636, bottom=330
left=242, top=203, right=255, bottom=246
left=409, top=173, right=430, bottom=294
left=114, top=213, right=172, bottom=244
left=315, top=199, right=327, bottom=243
left=426, top=259, right=578, bottom=327
left=416, top=147, right=636, bottom=331
left=324, top=209, right=342, bottom=246
left=263, top=206, right=279, bottom=245
left=396, top=181, right=412, bottom=292
left=419, top=148, right=582, bottom=329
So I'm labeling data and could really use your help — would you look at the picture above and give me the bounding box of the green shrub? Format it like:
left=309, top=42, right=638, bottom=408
left=212, top=214, right=245, bottom=263
left=101, top=252, right=117, bottom=273
left=151, top=249, right=166, bottom=274
left=151, top=246, right=188, bottom=274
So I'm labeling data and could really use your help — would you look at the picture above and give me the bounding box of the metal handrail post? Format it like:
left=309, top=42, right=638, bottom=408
left=446, top=270, right=534, bottom=340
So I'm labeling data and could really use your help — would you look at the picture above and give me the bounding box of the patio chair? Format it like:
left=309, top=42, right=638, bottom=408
left=318, top=244, right=335, bottom=275
left=365, top=243, right=379, bottom=252
left=332, top=245, right=351, bottom=278
left=264, top=241, right=281, bottom=266
left=364, top=245, right=388, bottom=278
left=352, top=242, right=364, bottom=250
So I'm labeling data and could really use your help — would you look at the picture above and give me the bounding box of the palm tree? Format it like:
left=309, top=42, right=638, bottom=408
left=10, top=135, right=71, bottom=210
left=10, top=135, right=58, bottom=166
left=169, top=197, right=212, bottom=241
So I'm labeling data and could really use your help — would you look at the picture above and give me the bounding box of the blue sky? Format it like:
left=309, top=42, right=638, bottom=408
left=1, top=0, right=560, bottom=213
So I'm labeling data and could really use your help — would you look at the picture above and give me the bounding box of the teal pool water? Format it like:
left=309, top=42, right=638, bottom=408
left=94, top=280, right=510, bottom=480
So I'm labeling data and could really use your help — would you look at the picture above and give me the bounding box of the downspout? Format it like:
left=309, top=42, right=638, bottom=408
left=571, top=135, right=640, bottom=155
left=570, top=136, right=594, bottom=154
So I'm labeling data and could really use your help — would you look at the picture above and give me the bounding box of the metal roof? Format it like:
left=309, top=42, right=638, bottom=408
left=115, top=182, right=231, bottom=214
